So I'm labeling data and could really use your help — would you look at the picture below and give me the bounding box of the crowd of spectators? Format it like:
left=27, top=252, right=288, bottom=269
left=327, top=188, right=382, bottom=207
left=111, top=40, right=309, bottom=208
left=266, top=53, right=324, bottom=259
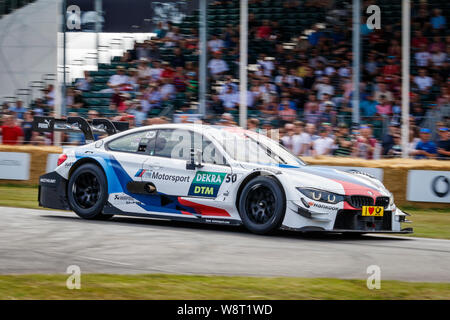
left=0, top=0, right=449, bottom=159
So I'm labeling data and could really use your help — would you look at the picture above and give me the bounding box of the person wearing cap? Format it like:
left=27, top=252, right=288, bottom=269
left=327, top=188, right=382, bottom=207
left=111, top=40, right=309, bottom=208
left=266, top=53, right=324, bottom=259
left=413, top=128, right=437, bottom=159
left=437, top=127, right=450, bottom=160
left=382, top=55, right=400, bottom=81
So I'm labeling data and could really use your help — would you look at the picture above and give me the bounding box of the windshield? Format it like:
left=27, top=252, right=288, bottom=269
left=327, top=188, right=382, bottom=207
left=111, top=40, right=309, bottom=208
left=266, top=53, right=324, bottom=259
left=209, top=127, right=306, bottom=167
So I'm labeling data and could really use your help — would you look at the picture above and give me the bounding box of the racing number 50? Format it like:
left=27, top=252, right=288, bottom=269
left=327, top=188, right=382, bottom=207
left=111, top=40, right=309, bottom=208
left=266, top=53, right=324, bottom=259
left=225, top=174, right=237, bottom=183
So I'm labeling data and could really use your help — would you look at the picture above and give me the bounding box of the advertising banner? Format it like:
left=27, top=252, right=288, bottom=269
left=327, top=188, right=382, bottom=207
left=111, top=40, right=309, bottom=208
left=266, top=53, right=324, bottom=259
left=407, top=170, right=450, bottom=203
left=0, top=152, right=30, bottom=180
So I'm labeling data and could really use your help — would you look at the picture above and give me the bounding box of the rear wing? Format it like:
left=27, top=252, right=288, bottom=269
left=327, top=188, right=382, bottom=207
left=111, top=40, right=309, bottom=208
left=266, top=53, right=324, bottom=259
left=32, top=116, right=129, bottom=143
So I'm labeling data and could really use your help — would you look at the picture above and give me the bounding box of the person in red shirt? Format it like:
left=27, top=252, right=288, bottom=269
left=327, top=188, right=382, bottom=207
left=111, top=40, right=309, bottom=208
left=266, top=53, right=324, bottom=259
left=160, top=61, right=175, bottom=79
left=0, top=114, right=24, bottom=145
left=256, top=20, right=272, bottom=40
left=382, top=56, right=400, bottom=83
left=411, top=30, right=428, bottom=50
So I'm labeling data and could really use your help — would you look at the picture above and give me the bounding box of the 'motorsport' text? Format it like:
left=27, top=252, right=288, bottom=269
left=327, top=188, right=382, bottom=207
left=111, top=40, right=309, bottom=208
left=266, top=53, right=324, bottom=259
left=151, top=171, right=191, bottom=183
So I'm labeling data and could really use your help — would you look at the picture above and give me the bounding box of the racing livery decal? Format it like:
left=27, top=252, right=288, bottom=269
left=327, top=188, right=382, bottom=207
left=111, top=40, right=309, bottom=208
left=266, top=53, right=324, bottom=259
left=188, top=171, right=226, bottom=198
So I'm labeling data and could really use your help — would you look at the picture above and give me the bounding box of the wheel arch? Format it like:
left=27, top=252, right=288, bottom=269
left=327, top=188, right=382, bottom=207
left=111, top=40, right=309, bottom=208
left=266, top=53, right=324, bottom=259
left=235, top=170, right=286, bottom=212
left=68, top=157, right=107, bottom=181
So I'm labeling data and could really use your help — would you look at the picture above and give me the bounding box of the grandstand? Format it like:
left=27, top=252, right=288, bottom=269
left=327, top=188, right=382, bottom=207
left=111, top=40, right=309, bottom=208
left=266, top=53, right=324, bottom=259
left=0, top=0, right=449, bottom=159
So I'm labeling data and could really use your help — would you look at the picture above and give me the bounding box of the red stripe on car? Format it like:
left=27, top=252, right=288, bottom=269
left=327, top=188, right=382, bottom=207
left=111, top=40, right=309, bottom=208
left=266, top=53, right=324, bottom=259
left=178, top=198, right=230, bottom=217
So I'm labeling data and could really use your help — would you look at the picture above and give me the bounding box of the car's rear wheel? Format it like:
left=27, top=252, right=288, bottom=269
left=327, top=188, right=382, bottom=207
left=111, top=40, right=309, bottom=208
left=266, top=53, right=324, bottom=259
left=67, top=163, right=112, bottom=220
left=238, top=176, right=286, bottom=235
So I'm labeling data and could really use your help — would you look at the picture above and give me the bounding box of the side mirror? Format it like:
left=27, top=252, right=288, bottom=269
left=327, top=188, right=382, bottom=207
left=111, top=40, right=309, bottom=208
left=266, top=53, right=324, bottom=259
left=186, top=148, right=203, bottom=170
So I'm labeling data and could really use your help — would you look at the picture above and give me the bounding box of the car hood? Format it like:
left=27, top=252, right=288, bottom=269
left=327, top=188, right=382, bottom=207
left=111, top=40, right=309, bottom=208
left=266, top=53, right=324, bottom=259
left=239, top=163, right=389, bottom=196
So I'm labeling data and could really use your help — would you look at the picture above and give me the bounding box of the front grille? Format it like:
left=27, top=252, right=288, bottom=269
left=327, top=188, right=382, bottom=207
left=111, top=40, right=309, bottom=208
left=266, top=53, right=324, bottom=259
left=347, top=195, right=374, bottom=208
left=334, top=210, right=392, bottom=231
left=375, top=196, right=390, bottom=208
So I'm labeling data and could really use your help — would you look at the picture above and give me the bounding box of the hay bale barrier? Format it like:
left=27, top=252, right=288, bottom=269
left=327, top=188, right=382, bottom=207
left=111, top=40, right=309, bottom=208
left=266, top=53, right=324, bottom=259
left=304, top=157, right=450, bottom=208
left=0, top=146, right=448, bottom=208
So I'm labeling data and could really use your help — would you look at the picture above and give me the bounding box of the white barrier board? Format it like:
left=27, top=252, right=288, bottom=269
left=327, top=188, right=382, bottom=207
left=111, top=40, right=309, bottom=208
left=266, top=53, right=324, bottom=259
left=407, top=170, right=450, bottom=203
left=0, top=152, right=30, bottom=180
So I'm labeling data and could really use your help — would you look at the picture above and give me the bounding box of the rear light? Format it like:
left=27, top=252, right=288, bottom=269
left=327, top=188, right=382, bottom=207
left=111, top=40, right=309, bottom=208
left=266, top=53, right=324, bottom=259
left=57, top=154, right=68, bottom=166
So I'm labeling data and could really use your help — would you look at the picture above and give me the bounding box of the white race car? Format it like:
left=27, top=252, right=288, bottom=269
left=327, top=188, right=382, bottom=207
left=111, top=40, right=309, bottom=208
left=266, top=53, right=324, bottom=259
left=35, top=117, right=412, bottom=235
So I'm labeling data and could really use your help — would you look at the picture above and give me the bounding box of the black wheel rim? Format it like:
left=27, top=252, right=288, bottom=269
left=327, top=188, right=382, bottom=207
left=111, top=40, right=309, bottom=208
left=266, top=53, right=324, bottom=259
left=245, top=184, right=276, bottom=224
left=72, top=172, right=101, bottom=209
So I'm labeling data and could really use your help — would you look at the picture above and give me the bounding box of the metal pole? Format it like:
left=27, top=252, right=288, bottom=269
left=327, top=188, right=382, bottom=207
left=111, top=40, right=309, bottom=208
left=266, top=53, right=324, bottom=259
left=239, top=0, right=248, bottom=129
left=401, top=0, right=410, bottom=158
left=199, top=0, right=207, bottom=116
left=95, top=0, right=102, bottom=66
left=54, top=0, right=65, bottom=146
left=352, top=0, right=360, bottom=125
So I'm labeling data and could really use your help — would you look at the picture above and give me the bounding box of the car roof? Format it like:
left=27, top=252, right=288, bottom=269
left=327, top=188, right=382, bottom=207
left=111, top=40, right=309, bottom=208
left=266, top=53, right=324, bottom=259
left=105, top=123, right=247, bottom=141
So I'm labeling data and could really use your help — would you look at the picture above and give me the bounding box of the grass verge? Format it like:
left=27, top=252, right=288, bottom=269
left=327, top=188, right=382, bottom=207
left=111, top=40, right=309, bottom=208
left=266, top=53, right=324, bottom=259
left=0, top=185, right=449, bottom=239
left=0, top=274, right=449, bottom=300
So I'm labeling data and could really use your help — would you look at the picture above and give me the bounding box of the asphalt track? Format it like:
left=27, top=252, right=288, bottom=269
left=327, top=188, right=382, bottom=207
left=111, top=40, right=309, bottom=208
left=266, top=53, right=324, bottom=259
left=1, top=206, right=449, bottom=282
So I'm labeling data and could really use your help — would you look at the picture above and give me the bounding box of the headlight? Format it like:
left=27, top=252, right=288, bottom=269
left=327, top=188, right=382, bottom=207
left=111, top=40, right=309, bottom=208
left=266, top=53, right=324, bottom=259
left=389, top=194, right=395, bottom=206
left=296, top=187, right=345, bottom=204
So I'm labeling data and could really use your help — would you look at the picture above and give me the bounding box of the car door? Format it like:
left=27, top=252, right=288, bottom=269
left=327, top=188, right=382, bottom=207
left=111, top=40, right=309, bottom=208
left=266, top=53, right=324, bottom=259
left=141, top=128, right=233, bottom=199
left=106, top=129, right=157, bottom=191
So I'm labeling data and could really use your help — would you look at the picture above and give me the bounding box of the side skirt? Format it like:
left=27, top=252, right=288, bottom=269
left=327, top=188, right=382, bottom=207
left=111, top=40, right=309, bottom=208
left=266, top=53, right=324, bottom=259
left=103, top=202, right=242, bottom=226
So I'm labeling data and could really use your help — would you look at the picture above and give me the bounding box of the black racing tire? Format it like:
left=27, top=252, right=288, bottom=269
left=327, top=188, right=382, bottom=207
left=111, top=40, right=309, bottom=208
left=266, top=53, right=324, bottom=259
left=67, top=163, right=112, bottom=220
left=238, top=176, right=286, bottom=235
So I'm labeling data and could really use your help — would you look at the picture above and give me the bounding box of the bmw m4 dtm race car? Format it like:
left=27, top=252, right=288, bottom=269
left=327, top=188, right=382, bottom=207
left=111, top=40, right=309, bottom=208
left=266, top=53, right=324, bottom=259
left=34, top=116, right=412, bottom=235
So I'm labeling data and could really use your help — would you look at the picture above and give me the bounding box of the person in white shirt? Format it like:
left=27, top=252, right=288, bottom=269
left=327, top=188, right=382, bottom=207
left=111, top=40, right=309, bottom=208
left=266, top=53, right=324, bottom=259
left=150, top=60, right=163, bottom=81
left=414, top=68, right=433, bottom=92
left=314, top=76, right=334, bottom=100
left=208, top=34, right=225, bottom=53
left=292, top=121, right=310, bottom=156
left=313, top=128, right=334, bottom=156
left=415, top=44, right=431, bottom=67
left=160, top=78, right=175, bottom=100
left=281, top=123, right=299, bottom=153
left=257, top=54, right=275, bottom=77
left=302, top=123, right=317, bottom=156
left=208, top=52, right=229, bottom=77
left=338, top=60, right=351, bottom=77
left=431, top=48, right=446, bottom=67
left=107, top=66, right=130, bottom=89
left=219, top=85, right=238, bottom=109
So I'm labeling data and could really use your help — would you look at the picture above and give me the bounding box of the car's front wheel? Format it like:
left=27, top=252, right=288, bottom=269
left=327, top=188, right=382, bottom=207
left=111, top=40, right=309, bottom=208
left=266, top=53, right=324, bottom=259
left=67, top=163, right=112, bottom=220
left=238, top=176, right=286, bottom=235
